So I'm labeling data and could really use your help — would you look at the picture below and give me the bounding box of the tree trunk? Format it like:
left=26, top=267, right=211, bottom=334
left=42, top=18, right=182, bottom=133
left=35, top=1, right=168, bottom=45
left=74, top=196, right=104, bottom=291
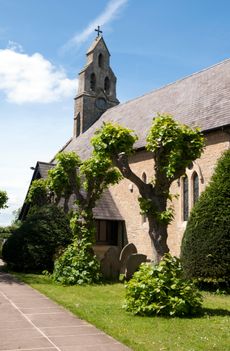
left=148, top=215, right=169, bottom=262
left=113, top=152, right=171, bottom=262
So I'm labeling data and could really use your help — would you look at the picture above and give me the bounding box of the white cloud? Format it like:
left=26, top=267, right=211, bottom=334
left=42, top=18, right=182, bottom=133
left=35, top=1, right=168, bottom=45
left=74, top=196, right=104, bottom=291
left=65, top=0, right=128, bottom=49
left=0, top=45, right=77, bottom=104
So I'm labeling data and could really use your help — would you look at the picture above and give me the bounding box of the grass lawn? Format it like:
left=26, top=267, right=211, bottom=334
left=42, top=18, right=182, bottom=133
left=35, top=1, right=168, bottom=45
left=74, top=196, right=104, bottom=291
left=14, top=273, right=230, bottom=351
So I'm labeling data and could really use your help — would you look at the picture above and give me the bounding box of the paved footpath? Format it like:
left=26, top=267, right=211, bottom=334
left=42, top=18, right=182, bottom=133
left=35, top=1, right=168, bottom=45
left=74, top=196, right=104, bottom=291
left=0, top=262, right=131, bottom=351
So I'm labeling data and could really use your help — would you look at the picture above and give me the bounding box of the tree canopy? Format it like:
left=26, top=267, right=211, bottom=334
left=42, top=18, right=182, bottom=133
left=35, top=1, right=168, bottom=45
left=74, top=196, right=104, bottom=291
left=26, top=150, right=122, bottom=284
left=0, top=190, right=8, bottom=210
left=92, top=114, right=204, bottom=260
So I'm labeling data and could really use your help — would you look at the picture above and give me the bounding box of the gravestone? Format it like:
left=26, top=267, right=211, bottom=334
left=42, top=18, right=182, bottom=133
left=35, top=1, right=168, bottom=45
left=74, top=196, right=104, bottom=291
left=119, top=243, right=137, bottom=274
left=125, top=253, right=147, bottom=280
left=100, top=246, right=121, bottom=281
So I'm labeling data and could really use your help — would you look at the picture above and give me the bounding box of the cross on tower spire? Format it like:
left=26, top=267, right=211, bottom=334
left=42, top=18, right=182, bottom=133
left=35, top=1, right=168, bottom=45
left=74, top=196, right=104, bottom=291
left=95, top=25, right=102, bottom=37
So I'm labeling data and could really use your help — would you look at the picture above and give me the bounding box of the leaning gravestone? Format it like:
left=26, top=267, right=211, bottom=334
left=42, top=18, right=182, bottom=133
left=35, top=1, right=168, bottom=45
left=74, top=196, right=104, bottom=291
left=125, top=253, right=147, bottom=280
left=119, top=243, right=137, bottom=274
left=100, top=246, right=121, bottom=281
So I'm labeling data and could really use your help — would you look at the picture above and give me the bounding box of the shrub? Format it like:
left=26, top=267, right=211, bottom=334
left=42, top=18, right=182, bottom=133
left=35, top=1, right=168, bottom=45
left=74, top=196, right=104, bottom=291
left=0, top=225, right=17, bottom=258
left=123, top=254, right=202, bottom=317
left=181, top=149, right=230, bottom=287
left=52, top=237, right=101, bottom=285
left=2, top=205, right=72, bottom=272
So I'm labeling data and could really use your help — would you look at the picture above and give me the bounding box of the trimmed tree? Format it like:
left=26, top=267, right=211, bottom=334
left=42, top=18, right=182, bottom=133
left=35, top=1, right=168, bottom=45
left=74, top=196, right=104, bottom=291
left=181, top=149, right=230, bottom=287
left=0, top=190, right=8, bottom=210
left=92, top=114, right=204, bottom=261
left=27, top=151, right=122, bottom=284
left=28, top=152, right=122, bottom=239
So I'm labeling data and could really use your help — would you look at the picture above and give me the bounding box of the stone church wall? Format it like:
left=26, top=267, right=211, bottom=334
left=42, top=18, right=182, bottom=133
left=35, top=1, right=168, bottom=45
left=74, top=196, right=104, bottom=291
left=109, top=129, right=230, bottom=259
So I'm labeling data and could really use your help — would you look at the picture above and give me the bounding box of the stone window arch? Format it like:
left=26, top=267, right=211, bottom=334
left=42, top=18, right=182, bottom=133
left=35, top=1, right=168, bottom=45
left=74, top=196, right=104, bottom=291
left=98, top=53, right=103, bottom=68
left=180, top=162, right=204, bottom=222
left=90, top=73, right=96, bottom=91
left=182, top=175, right=189, bottom=221
left=104, top=76, right=110, bottom=94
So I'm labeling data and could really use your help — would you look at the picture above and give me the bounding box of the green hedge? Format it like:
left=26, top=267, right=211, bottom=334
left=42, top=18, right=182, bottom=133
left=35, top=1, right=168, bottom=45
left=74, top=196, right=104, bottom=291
left=2, top=205, right=72, bottom=272
left=181, top=149, right=230, bottom=287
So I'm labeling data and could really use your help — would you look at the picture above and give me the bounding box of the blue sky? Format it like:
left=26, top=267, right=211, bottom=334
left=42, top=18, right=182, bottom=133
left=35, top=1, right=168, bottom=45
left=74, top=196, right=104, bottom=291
left=1, top=0, right=230, bottom=225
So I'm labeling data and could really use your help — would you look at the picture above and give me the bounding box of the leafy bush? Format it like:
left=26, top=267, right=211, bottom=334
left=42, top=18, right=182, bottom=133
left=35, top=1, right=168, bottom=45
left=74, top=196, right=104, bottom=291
left=123, top=254, right=202, bottom=317
left=52, top=238, right=101, bottom=285
left=0, top=225, right=19, bottom=257
left=181, top=149, right=230, bottom=288
left=0, top=190, right=8, bottom=209
left=2, top=205, right=72, bottom=272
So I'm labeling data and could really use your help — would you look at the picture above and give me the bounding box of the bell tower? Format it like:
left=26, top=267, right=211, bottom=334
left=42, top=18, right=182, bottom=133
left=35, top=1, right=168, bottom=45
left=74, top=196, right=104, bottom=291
left=73, top=30, right=119, bottom=137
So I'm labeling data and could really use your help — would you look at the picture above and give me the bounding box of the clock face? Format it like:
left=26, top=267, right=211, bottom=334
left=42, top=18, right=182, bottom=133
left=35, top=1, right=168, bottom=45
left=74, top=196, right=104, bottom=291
left=95, top=97, right=107, bottom=110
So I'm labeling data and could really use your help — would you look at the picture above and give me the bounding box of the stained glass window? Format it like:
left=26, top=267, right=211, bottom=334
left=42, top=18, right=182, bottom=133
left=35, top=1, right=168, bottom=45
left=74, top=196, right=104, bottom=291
left=193, top=172, right=199, bottom=204
left=183, top=175, right=189, bottom=221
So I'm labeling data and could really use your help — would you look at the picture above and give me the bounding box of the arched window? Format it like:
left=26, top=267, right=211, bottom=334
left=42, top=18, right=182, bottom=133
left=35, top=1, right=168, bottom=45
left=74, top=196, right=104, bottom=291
left=183, top=175, right=189, bottom=221
left=76, top=113, right=80, bottom=137
left=142, top=172, right=147, bottom=224
left=104, top=77, right=110, bottom=94
left=193, top=172, right=199, bottom=205
left=90, top=73, right=96, bottom=91
left=98, top=53, right=103, bottom=68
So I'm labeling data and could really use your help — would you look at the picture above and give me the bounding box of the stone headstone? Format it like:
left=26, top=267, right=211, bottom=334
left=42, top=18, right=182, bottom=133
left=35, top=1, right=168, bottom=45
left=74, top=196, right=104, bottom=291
left=119, top=243, right=137, bottom=274
left=100, top=246, right=121, bottom=281
left=125, top=253, right=147, bottom=280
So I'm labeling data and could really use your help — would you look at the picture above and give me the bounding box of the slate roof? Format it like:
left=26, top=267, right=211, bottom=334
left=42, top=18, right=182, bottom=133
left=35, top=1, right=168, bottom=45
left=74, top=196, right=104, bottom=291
left=93, top=191, right=123, bottom=220
left=61, top=191, right=124, bottom=221
left=20, top=162, right=123, bottom=221
left=63, top=58, right=230, bottom=160
left=36, top=162, right=54, bottom=178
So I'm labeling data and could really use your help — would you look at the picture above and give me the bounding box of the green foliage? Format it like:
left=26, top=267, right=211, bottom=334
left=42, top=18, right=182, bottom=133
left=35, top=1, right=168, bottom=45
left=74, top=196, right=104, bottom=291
left=0, top=223, right=22, bottom=258
left=146, top=114, right=204, bottom=179
left=2, top=205, right=72, bottom=272
left=90, top=115, right=204, bottom=259
left=48, top=152, right=81, bottom=199
left=25, top=150, right=122, bottom=284
left=80, top=154, right=122, bottom=193
left=123, top=254, right=202, bottom=317
left=181, top=149, right=230, bottom=287
left=138, top=197, right=174, bottom=224
left=0, top=225, right=17, bottom=258
left=53, top=209, right=101, bottom=285
left=27, top=179, right=49, bottom=206
left=52, top=238, right=101, bottom=285
left=0, top=190, right=8, bottom=210
left=91, top=122, right=138, bottom=156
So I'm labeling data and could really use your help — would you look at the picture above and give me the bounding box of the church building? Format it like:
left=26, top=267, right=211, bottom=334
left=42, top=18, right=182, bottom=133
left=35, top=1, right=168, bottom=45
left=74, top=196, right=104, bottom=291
left=20, top=32, right=230, bottom=260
